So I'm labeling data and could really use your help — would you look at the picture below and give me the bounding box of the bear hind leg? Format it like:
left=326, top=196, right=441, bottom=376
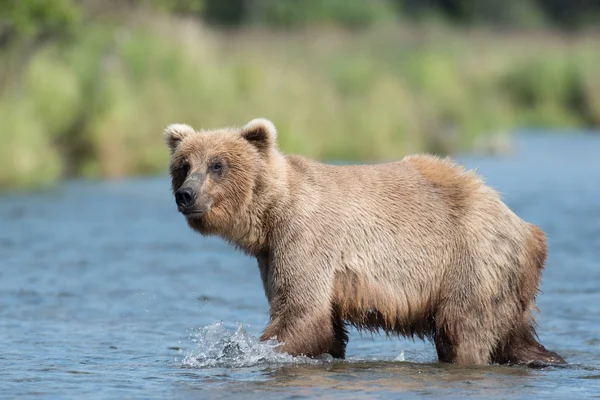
left=492, top=322, right=566, bottom=366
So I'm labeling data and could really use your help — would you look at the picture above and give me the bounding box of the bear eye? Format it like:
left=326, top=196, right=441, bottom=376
left=179, top=161, right=190, bottom=175
left=209, top=161, right=223, bottom=173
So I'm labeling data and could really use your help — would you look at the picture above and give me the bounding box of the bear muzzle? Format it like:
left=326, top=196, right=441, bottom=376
left=175, top=186, right=211, bottom=217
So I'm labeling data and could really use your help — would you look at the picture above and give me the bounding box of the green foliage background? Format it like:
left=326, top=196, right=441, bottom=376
left=1, top=0, right=599, bottom=189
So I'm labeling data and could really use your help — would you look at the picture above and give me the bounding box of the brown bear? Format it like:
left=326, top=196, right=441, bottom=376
left=164, top=118, right=565, bottom=366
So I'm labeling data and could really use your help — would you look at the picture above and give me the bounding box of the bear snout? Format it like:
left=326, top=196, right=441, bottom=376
left=174, top=186, right=212, bottom=217
left=175, top=187, right=197, bottom=211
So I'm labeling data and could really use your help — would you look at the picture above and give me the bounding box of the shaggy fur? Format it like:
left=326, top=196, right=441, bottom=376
left=164, top=118, right=566, bottom=366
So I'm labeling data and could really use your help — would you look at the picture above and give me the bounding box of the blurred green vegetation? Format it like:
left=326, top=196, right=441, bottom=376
left=149, top=0, right=600, bottom=30
left=1, top=0, right=600, bottom=189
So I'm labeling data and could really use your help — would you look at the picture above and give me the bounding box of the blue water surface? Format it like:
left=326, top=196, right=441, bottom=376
left=1, top=134, right=599, bottom=399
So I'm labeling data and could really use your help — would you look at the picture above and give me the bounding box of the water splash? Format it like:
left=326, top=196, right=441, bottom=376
left=182, top=322, right=322, bottom=368
left=394, top=350, right=405, bottom=362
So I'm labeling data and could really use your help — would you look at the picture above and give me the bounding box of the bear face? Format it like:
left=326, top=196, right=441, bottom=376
left=164, top=119, right=278, bottom=243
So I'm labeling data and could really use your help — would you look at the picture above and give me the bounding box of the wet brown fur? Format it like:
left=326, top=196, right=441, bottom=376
left=164, top=119, right=566, bottom=366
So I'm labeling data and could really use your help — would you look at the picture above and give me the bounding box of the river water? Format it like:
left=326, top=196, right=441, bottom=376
left=1, top=134, right=599, bottom=399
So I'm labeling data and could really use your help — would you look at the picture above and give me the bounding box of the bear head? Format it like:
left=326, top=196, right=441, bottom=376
left=164, top=118, right=279, bottom=241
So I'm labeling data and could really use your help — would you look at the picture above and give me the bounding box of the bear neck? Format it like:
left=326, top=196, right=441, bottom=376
left=224, top=150, right=291, bottom=256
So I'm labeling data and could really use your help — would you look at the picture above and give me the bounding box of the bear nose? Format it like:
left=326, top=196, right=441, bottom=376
left=175, top=187, right=196, bottom=210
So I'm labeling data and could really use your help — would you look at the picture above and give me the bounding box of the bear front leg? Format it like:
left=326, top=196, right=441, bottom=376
left=260, top=308, right=346, bottom=358
left=259, top=256, right=347, bottom=358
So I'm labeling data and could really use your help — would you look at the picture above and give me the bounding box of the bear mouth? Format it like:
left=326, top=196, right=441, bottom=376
left=181, top=209, right=208, bottom=218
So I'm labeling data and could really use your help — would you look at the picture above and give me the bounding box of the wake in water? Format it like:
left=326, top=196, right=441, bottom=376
left=182, top=322, right=326, bottom=368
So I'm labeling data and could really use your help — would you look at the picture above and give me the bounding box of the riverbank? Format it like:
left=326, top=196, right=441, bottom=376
left=1, top=13, right=599, bottom=189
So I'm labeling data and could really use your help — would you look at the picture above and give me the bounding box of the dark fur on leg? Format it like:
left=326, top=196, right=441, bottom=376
left=434, top=327, right=455, bottom=363
left=330, top=307, right=349, bottom=359
left=493, top=327, right=566, bottom=367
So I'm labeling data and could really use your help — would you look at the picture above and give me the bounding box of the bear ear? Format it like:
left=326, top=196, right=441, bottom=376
left=240, top=118, right=277, bottom=151
left=164, top=123, right=195, bottom=153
